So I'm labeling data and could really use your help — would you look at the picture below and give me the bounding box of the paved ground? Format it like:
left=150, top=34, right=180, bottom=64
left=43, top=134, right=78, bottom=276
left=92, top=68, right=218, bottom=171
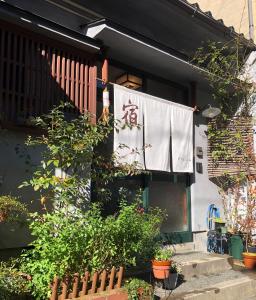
left=172, top=251, right=229, bottom=264
left=154, top=269, right=253, bottom=298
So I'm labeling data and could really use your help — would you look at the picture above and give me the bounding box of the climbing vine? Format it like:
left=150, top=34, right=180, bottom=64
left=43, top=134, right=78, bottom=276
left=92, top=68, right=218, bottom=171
left=193, top=40, right=256, bottom=236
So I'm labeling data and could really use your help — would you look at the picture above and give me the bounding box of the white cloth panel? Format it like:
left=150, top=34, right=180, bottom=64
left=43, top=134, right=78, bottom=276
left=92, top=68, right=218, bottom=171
left=144, top=99, right=171, bottom=172
left=171, top=105, right=193, bottom=173
left=113, top=84, right=145, bottom=168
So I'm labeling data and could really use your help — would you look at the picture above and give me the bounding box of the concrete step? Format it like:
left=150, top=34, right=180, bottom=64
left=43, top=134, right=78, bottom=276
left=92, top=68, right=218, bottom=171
left=173, top=252, right=232, bottom=279
left=173, top=243, right=195, bottom=254
left=156, top=269, right=256, bottom=300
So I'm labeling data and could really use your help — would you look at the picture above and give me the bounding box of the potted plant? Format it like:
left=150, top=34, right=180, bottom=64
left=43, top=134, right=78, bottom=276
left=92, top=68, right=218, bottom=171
left=163, top=262, right=182, bottom=290
left=124, top=278, right=153, bottom=300
left=151, top=247, right=173, bottom=279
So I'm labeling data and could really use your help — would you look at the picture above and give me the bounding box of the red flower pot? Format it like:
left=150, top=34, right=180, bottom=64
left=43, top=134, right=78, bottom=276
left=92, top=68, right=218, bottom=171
left=152, top=260, right=172, bottom=279
left=243, top=252, right=256, bottom=269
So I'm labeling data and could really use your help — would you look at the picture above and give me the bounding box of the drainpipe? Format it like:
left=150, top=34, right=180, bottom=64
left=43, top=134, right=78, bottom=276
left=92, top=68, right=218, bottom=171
left=248, top=0, right=254, bottom=41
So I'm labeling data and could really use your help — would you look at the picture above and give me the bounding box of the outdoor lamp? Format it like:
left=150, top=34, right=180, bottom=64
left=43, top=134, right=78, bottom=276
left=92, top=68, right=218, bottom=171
left=201, top=105, right=221, bottom=118
left=116, top=73, right=142, bottom=90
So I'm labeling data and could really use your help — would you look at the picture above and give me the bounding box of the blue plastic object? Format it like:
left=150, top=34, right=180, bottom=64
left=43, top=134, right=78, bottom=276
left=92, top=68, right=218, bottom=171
left=206, top=204, right=220, bottom=230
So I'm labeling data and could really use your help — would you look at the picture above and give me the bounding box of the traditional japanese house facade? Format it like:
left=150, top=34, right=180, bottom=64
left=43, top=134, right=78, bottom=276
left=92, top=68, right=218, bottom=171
left=0, top=0, right=255, bottom=255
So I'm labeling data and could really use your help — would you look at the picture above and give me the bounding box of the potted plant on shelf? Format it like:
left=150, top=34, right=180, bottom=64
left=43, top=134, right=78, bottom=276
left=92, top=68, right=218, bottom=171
left=163, top=262, right=182, bottom=290
left=151, top=247, right=173, bottom=279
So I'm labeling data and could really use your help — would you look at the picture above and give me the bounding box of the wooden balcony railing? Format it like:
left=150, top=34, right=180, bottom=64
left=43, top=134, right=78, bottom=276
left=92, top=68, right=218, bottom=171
left=0, top=21, right=97, bottom=125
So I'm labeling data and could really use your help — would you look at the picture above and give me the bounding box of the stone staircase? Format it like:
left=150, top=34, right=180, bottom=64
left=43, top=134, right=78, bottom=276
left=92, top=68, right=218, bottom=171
left=155, top=245, right=256, bottom=300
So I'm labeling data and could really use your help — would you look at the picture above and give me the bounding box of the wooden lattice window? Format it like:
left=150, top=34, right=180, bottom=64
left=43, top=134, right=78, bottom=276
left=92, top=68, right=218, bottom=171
left=0, top=21, right=97, bottom=124
left=208, top=117, right=256, bottom=178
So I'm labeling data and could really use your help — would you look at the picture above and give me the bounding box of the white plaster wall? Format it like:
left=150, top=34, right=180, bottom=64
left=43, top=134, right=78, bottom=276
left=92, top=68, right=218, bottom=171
left=0, top=130, right=42, bottom=249
left=190, top=88, right=223, bottom=232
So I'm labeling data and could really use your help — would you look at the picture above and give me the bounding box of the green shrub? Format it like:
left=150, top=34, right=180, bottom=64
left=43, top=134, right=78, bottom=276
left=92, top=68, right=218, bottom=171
left=0, top=195, right=27, bottom=223
left=21, top=201, right=165, bottom=299
left=0, top=260, right=31, bottom=300
left=124, top=278, right=153, bottom=300
left=154, top=247, right=173, bottom=261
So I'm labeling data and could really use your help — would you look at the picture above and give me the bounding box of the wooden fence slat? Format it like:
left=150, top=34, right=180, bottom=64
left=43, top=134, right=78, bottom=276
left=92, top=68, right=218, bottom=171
left=98, top=270, right=107, bottom=292
left=70, top=58, right=75, bottom=102
left=56, top=51, right=61, bottom=84
left=56, top=50, right=61, bottom=105
left=65, top=55, right=70, bottom=99
left=90, top=272, right=98, bottom=294
left=68, top=273, right=79, bottom=299
left=60, top=276, right=69, bottom=300
left=51, top=48, right=56, bottom=108
left=88, top=64, right=97, bottom=123
left=108, top=267, right=116, bottom=290
left=79, top=271, right=89, bottom=296
left=79, top=62, right=84, bottom=113
left=75, top=60, right=79, bottom=110
left=50, top=277, right=59, bottom=300
left=116, top=267, right=124, bottom=289
left=83, top=63, right=88, bottom=113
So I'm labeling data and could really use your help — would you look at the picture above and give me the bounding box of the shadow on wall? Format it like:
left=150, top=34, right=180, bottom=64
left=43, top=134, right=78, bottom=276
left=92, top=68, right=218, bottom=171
left=0, top=22, right=97, bottom=253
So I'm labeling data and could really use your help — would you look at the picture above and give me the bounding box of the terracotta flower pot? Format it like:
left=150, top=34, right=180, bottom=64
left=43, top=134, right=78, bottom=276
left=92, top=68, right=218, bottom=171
left=152, top=260, right=172, bottom=279
left=243, top=252, right=256, bottom=269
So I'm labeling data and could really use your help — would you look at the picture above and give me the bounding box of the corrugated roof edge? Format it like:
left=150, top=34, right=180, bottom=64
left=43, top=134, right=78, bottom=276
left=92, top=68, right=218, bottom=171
left=176, top=0, right=256, bottom=50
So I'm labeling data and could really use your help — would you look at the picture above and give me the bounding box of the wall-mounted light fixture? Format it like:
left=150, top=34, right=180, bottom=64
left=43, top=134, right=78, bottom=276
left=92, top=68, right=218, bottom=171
left=194, top=104, right=221, bottom=119
left=202, top=105, right=221, bottom=119
left=116, top=73, right=142, bottom=90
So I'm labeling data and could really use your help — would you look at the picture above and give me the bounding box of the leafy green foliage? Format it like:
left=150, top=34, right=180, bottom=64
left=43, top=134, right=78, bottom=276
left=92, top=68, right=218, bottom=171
left=193, top=41, right=255, bottom=166
left=15, top=103, right=165, bottom=299
left=193, top=40, right=256, bottom=235
left=124, top=278, right=153, bottom=300
left=154, top=247, right=173, bottom=261
left=20, top=103, right=143, bottom=208
left=20, top=200, right=164, bottom=299
left=0, top=260, right=31, bottom=300
left=170, top=262, right=182, bottom=274
left=0, top=195, right=27, bottom=223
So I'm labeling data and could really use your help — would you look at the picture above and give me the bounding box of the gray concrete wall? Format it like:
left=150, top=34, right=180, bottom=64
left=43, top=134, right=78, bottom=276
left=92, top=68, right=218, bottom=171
left=0, top=130, right=42, bottom=249
left=191, top=88, right=223, bottom=233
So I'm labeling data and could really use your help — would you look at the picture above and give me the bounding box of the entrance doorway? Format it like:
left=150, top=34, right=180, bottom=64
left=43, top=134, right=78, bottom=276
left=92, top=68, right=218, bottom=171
left=144, top=173, right=192, bottom=243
